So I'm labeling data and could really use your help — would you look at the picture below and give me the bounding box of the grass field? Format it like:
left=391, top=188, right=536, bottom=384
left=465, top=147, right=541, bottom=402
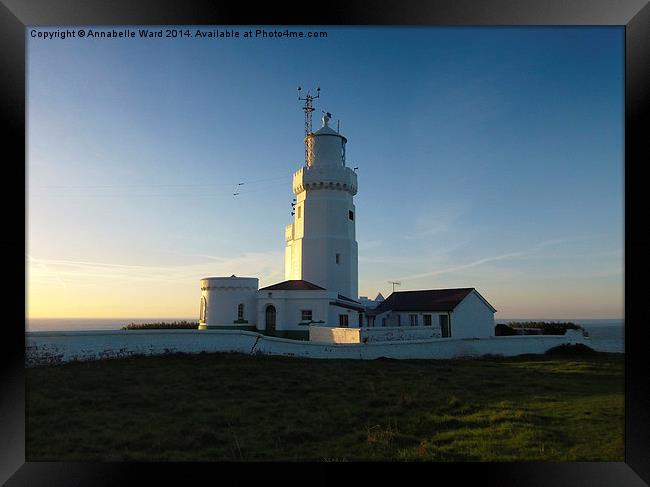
left=26, top=351, right=624, bottom=461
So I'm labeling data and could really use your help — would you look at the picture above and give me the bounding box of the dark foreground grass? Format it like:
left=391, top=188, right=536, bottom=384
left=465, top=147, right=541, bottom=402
left=26, top=352, right=624, bottom=461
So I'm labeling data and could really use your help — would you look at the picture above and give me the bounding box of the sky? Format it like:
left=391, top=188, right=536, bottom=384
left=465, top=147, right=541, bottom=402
left=27, top=26, right=624, bottom=320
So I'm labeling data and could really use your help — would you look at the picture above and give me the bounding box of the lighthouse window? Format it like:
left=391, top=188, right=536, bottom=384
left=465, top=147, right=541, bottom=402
left=237, top=303, right=244, bottom=321
left=297, top=206, right=302, bottom=218
left=335, top=253, right=340, bottom=264
left=349, top=210, right=354, bottom=221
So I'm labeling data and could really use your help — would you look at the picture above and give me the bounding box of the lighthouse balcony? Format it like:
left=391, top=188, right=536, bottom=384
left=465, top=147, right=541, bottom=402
left=292, top=165, right=358, bottom=195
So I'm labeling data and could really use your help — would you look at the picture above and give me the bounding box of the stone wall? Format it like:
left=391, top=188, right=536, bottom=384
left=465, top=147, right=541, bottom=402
left=310, top=325, right=445, bottom=343
left=361, top=326, right=442, bottom=343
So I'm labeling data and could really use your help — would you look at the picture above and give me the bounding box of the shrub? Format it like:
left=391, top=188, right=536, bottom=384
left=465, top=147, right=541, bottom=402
left=508, top=321, right=583, bottom=336
left=495, top=323, right=517, bottom=336
left=121, top=321, right=198, bottom=330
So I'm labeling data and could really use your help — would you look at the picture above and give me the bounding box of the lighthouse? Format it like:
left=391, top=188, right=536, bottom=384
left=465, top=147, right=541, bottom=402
left=284, top=111, right=359, bottom=300
left=197, top=90, right=497, bottom=340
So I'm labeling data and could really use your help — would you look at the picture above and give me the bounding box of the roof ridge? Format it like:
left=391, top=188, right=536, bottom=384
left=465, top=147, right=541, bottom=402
left=373, top=287, right=482, bottom=313
left=258, top=279, right=326, bottom=291
left=392, top=287, right=474, bottom=293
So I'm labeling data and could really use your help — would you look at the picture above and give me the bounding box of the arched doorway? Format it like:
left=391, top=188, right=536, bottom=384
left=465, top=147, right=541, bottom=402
left=265, top=305, right=276, bottom=335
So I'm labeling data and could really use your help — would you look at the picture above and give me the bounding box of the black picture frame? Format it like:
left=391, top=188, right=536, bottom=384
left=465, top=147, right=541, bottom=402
left=2, top=0, right=648, bottom=484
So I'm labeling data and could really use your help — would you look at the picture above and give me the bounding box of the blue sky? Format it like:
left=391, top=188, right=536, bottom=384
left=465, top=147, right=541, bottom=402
left=27, top=26, right=624, bottom=319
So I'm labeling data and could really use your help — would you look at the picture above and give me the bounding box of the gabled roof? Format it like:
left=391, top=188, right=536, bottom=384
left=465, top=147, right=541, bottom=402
left=371, top=288, right=496, bottom=314
left=337, top=294, right=360, bottom=304
left=259, top=279, right=325, bottom=291
left=332, top=294, right=364, bottom=312
left=330, top=300, right=365, bottom=312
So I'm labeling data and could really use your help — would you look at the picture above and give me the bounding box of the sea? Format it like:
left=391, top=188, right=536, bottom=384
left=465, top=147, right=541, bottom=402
left=499, top=318, right=624, bottom=353
left=25, top=317, right=625, bottom=353
left=26, top=318, right=197, bottom=332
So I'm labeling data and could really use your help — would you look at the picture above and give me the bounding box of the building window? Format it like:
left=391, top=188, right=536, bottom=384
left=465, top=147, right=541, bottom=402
left=382, top=317, right=386, bottom=327
left=339, top=314, right=349, bottom=327
left=423, top=314, right=432, bottom=326
left=397, top=314, right=401, bottom=327
left=301, top=310, right=312, bottom=321
left=199, top=297, right=207, bottom=322
left=440, top=315, right=451, bottom=337
left=237, top=304, right=244, bottom=321
left=297, top=206, right=302, bottom=218
left=349, top=210, right=354, bottom=221
left=268, top=292, right=272, bottom=298
left=358, top=313, right=363, bottom=327
left=335, top=253, right=340, bottom=264
left=409, top=314, right=418, bottom=326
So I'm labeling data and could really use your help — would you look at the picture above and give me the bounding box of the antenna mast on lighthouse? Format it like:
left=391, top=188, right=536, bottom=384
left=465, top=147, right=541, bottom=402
left=297, top=86, right=320, bottom=164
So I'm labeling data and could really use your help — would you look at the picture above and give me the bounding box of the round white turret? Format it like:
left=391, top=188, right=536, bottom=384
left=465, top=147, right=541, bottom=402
left=306, top=113, right=348, bottom=168
left=198, top=275, right=259, bottom=330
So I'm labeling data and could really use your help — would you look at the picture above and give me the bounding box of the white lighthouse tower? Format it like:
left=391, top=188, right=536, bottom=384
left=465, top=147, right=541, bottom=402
left=284, top=108, right=359, bottom=300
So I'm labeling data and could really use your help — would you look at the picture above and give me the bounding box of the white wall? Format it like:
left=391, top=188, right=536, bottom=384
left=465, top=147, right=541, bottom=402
left=310, top=326, right=361, bottom=343
left=373, top=310, right=447, bottom=329
left=256, top=289, right=332, bottom=332
left=327, top=305, right=362, bottom=328
left=311, top=326, right=442, bottom=343
left=25, top=329, right=590, bottom=366
left=362, top=326, right=442, bottom=342
left=452, top=290, right=495, bottom=338
left=285, top=187, right=358, bottom=299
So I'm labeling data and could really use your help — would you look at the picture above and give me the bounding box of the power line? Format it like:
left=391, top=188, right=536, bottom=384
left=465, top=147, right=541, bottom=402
left=30, top=183, right=291, bottom=199
left=31, top=175, right=291, bottom=199
left=34, top=175, right=287, bottom=190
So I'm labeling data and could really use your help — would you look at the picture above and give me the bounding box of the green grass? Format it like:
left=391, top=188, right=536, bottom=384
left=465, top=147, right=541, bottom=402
left=26, top=352, right=624, bottom=462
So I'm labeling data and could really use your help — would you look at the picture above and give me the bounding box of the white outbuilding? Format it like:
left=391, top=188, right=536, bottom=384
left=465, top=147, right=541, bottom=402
left=366, top=288, right=497, bottom=339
